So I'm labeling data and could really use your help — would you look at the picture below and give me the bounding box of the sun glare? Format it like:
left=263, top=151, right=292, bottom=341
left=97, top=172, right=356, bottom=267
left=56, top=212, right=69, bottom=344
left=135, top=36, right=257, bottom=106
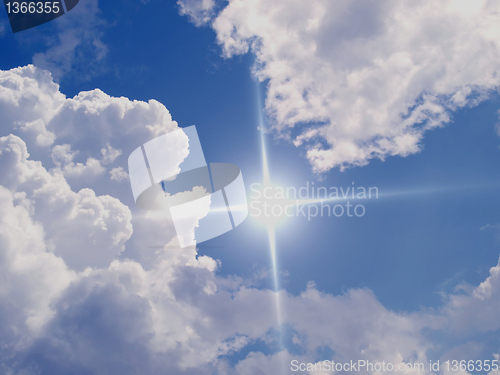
left=248, top=182, right=295, bottom=228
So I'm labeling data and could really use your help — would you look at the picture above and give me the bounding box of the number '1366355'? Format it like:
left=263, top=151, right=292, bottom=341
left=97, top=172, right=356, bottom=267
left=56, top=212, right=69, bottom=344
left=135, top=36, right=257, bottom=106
left=3, top=0, right=79, bottom=33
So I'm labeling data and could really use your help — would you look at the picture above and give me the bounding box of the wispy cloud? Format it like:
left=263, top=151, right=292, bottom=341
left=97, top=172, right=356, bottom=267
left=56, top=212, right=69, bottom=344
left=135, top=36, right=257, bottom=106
left=32, top=0, right=107, bottom=81
left=177, top=0, right=217, bottom=26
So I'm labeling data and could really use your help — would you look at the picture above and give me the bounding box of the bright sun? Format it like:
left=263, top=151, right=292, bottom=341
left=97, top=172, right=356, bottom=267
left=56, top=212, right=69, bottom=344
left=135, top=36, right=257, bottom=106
left=247, top=182, right=298, bottom=228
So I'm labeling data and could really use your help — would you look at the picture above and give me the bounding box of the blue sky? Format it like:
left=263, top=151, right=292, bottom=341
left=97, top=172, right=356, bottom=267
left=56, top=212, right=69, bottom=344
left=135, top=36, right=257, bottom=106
left=1, top=1, right=500, bottom=374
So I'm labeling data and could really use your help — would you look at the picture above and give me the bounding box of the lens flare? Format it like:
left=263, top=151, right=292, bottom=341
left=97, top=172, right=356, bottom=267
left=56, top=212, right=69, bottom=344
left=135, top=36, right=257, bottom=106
left=256, top=85, right=286, bottom=370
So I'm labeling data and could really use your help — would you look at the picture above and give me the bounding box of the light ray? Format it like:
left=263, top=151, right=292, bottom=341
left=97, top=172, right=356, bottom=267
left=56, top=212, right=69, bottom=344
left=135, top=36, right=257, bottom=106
left=268, top=224, right=283, bottom=335
left=256, top=84, right=286, bottom=366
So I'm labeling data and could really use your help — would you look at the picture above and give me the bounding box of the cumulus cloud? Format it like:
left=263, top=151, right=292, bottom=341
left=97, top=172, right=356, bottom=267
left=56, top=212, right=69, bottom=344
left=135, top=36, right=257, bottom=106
left=0, top=181, right=76, bottom=335
left=0, top=65, right=66, bottom=128
left=441, top=258, right=500, bottom=335
left=51, top=143, right=106, bottom=182
left=0, top=134, right=132, bottom=271
left=15, top=118, right=56, bottom=147
left=0, top=64, right=181, bottom=194
left=188, top=0, right=500, bottom=172
left=1, top=65, right=500, bottom=374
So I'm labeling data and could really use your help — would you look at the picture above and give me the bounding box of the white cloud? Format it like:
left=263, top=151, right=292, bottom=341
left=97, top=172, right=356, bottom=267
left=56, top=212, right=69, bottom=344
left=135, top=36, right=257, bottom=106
left=15, top=118, right=56, bottom=147
left=32, top=0, right=108, bottom=81
left=0, top=135, right=132, bottom=271
left=440, top=258, right=500, bottom=334
left=63, top=156, right=105, bottom=179
left=203, top=0, right=500, bottom=172
left=178, top=0, right=217, bottom=26
left=110, top=166, right=129, bottom=181
left=51, top=143, right=106, bottom=181
left=0, top=65, right=66, bottom=127
left=51, top=143, right=77, bottom=166
left=101, top=143, right=123, bottom=165
left=0, top=65, right=181, bottom=196
left=1, top=65, right=500, bottom=374
left=0, top=182, right=76, bottom=334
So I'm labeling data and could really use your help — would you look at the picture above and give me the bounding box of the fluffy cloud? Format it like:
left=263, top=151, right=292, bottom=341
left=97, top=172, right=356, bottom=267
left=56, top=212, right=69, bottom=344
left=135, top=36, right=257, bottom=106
left=0, top=65, right=181, bottom=196
left=0, top=65, right=65, bottom=129
left=190, top=0, right=500, bottom=172
left=0, top=181, right=75, bottom=335
left=51, top=143, right=106, bottom=181
left=441, top=259, right=500, bottom=334
left=110, top=166, right=129, bottom=181
left=0, top=134, right=132, bottom=271
left=1, top=65, right=500, bottom=374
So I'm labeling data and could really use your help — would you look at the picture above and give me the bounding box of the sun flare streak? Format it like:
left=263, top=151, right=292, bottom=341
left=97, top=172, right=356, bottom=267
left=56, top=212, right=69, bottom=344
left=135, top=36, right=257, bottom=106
left=257, top=86, right=285, bottom=355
